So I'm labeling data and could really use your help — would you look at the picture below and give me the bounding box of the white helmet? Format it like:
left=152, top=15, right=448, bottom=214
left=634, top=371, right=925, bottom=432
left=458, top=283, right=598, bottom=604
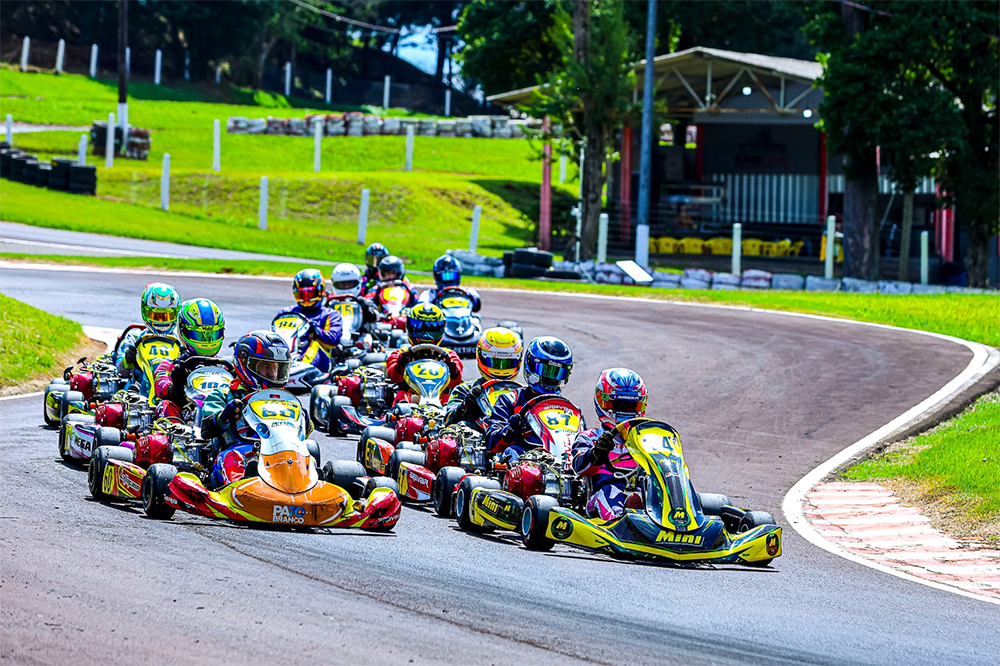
left=330, top=263, right=362, bottom=298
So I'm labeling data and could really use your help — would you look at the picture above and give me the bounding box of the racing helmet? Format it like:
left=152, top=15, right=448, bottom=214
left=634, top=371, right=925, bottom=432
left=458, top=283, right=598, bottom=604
left=477, top=327, right=523, bottom=381
left=433, top=254, right=463, bottom=290
left=378, top=255, right=406, bottom=283
left=365, top=243, right=389, bottom=272
left=330, top=263, right=363, bottom=298
left=594, top=368, right=647, bottom=429
left=292, top=268, right=326, bottom=308
left=177, top=298, right=226, bottom=356
left=406, top=303, right=445, bottom=346
left=523, top=336, right=573, bottom=395
left=141, top=282, right=180, bottom=334
left=233, top=330, right=290, bottom=390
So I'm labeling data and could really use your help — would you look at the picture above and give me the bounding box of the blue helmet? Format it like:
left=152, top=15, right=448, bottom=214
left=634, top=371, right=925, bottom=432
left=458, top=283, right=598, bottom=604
left=433, top=254, right=462, bottom=290
left=523, top=336, right=573, bottom=394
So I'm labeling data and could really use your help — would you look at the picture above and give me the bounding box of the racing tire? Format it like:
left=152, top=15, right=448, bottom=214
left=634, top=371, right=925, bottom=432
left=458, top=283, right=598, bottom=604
left=361, top=352, right=387, bottom=365
left=59, top=414, right=93, bottom=462
left=305, top=439, right=322, bottom=467
left=94, top=426, right=123, bottom=451
left=698, top=493, right=733, bottom=518
left=142, top=463, right=178, bottom=520
left=364, top=476, right=399, bottom=499
left=43, top=382, right=69, bottom=426
left=508, top=263, right=549, bottom=279
left=738, top=510, right=777, bottom=567
left=520, top=494, right=559, bottom=551
left=513, top=248, right=553, bottom=269
left=59, top=390, right=85, bottom=421
left=389, top=330, right=406, bottom=349
left=454, top=476, right=500, bottom=532
left=362, top=425, right=397, bottom=446
left=432, top=466, right=466, bottom=517
left=388, top=449, right=425, bottom=488
left=322, top=460, right=367, bottom=499
left=88, top=445, right=133, bottom=500
left=328, top=396, right=353, bottom=437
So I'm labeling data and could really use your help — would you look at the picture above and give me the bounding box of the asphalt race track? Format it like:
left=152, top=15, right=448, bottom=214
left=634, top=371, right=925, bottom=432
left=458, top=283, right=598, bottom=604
left=1, top=265, right=996, bottom=665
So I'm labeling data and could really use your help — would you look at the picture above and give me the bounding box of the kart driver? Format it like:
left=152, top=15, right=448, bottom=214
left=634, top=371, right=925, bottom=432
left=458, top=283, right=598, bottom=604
left=571, top=368, right=648, bottom=520
left=364, top=255, right=419, bottom=310
left=278, top=268, right=343, bottom=372
left=326, top=263, right=382, bottom=332
left=361, top=242, right=390, bottom=294
left=115, top=282, right=181, bottom=383
left=483, top=336, right=578, bottom=464
left=444, top=327, right=522, bottom=428
left=152, top=298, right=226, bottom=414
left=418, top=254, right=482, bottom=312
left=385, top=302, right=463, bottom=404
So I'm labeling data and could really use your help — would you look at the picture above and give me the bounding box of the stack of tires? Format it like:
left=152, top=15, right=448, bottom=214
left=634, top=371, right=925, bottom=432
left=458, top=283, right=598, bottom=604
left=505, top=248, right=554, bottom=278
left=0, top=144, right=98, bottom=195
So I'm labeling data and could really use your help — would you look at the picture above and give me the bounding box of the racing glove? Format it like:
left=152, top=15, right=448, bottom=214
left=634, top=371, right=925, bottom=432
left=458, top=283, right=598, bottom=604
left=464, top=383, right=484, bottom=404
left=590, top=429, right=616, bottom=466
left=219, top=398, right=245, bottom=427
left=506, top=412, right=526, bottom=437
left=123, top=345, right=137, bottom=369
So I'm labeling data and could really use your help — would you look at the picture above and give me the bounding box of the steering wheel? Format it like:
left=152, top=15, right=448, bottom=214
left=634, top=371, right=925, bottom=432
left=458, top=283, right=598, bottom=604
left=405, top=344, right=451, bottom=364
left=597, top=418, right=652, bottom=477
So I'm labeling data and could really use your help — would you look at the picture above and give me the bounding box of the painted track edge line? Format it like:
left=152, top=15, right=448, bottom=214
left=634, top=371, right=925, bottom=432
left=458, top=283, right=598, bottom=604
left=782, top=342, right=1000, bottom=606
left=0, top=325, right=119, bottom=402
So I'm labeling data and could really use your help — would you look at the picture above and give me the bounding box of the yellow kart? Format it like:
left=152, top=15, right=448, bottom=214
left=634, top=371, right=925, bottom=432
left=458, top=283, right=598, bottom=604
left=518, top=419, right=782, bottom=567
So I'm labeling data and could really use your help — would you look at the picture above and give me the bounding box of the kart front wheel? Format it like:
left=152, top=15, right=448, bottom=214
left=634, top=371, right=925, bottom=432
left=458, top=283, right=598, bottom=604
left=305, top=439, right=322, bottom=467
left=739, top=511, right=777, bottom=567
left=364, top=476, right=399, bottom=499
left=698, top=493, right=733, bottom=518
left=142, top=464, right=178, bottom=520
left=43, top=382, right=68, bottom=426
left=388, top=448, right=425, bottom=489
left=328, top=396, right=353, bottom=437
left=432, top=466, right=466, bottom=517
left=59, top=390, right=85, bottom=421
left=59, top=414, right=91, bottom=462
left=323, top=460, right=366, bottom=500
left=88, top=446, right=133, bottom=500
left=454, top=476, right=499, bottom=532
left=520, top=495, right=558, bottom=551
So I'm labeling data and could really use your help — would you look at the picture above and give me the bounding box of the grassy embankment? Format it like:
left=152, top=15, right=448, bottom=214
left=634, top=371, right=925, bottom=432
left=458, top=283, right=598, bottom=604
left=844, top=391, right=1000, bottom=541
left=0, top=293, right=102, bottom=394
left=1, top=67, right=578, bottom=269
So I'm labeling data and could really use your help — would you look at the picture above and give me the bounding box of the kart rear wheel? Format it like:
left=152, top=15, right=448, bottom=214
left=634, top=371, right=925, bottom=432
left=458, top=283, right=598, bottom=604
left=94, top=426, right=123, bottom=450
left=142, top=463, right=178, bottom=519
left=364, top=476, right=399, bottom=498
left=363, top=425, right=397, bottom=446
left=322, top=460, right=366, bottom=500
left=388, top=448, right=425, bottom=486
left=739, top=511, right=777, bottom=567
left=454, top=476, right=500, bottom=532
left=88, top=445, right=133, bottom=500
left=305, top=439, right=322, bottom=467
left=328, top=396, right=353, bottom=436
left=520, top=495, right=558, bottom=551
left=432, top=466, right=466, bottom=517
left=698, top=493, right=733, bottom=518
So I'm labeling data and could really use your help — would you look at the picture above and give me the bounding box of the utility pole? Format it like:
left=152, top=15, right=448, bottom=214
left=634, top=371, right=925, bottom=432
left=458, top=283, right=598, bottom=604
left=635, top=0, right=657, bottom=267
left=117, top=0, right=129, bottom=139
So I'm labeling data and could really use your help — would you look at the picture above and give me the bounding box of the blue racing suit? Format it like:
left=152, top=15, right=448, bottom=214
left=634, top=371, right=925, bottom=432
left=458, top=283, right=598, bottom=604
left=483, top=387, right=585, bottom=463
left=571, top=426, right=636, bottom=520
left=278, top=303, right=343, bottom=372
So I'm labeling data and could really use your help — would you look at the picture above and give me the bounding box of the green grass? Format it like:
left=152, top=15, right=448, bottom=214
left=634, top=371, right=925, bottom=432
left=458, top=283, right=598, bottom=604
left=844, top=391, right=1000, bottom=531
left=4, top=251, right=998, bottom=347
left=0, top=293, right=85, bottom=389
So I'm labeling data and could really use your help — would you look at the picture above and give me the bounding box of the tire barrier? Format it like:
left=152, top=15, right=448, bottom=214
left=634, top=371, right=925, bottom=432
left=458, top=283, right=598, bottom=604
left=0, top=142, right=97, bottom=195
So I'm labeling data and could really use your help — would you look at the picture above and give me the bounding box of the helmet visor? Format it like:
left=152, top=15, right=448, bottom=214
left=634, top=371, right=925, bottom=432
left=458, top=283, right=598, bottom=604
left=379, top=269, right=401, bottom=281
left=333, top=279, right=360, bottom=291
left=604, top=397, right=644, bottom=414
left=295, top=286, right=322, bottom=305
left=185, top=326, right=224, bottom=343
left=146, top=308, right=176, bottom=324
left=528, top=360, right=570, bottom=382
left=366, top=254, right=383, bottom=268
left=482, top=356, right=519, bottom=371
left=437, top=270, right=460, bottom=284
left=248, top=357, right=290, bottom=383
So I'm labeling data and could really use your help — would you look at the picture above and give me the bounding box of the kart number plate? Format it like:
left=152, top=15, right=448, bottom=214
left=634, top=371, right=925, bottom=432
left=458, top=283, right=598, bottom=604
left=333, top=302, right=358, bottom=317
left=249, top=399, right=301, bottom=421
left=537, top=407, right=579, bottom=432
left=273, top=316, right=304, bottom=330
left=440, top=297, right=469, bottom=309
left=381, top=287, right=406, bottom=304
left=409, top=361, right=446, bottom=380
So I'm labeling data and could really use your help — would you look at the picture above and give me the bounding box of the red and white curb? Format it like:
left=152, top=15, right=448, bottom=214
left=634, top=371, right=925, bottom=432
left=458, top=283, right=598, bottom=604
left=805, top=482, right=1000, bottom=600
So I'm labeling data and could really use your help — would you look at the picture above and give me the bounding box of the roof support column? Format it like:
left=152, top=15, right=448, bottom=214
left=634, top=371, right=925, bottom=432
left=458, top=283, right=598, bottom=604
left=636, top=0, right=657, bottom=268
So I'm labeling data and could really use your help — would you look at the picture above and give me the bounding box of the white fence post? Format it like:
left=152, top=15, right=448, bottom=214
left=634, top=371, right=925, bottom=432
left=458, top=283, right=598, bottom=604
left=125, top=47, right=130, bottom=77
left=559, top=154, right=567, bottom=184
left=105, top=112, right=115, bottom=168
left=313, top=118, right=322, bottom=173
left=445, top=89, right=452, bottom=117
left=20, top=37, right=30, bottom=72
left=90, top=44, right=98, bottom=78
left=824, top=215, right=836, bottom=280
left=732, top=223, right=742, bottom=275
left=470, top=205, right=482, bottom=253
left=184, top=50, right=190, bottom=81
left=154, top=49, right=162, bottom=85
left=5, top=115, right=12, bottom=147
left=215, top=65, right=221, bottom=84
left=578, top=146, right=585, bottom=198
left=405, top=125, right=414, bottom=171
left=635, top=223, right=650, bottom=268
left=77, top=134, right=88, bottom=164
left=383, top=75, right=391, bottom=109
left=160, top=153, right=170, bottom=211
left=259, top=177, right=269, bottom=230
left=284, top=62, right=291, bottom=97
left=55, top=39, right=65, bottom=75
left=212, top=119, right=221, bottom=172
left=357, top=188, right=370, bottom=245
left=597, top=212, right=609, bottom=264
left=920, top=230, right=929, bottom=285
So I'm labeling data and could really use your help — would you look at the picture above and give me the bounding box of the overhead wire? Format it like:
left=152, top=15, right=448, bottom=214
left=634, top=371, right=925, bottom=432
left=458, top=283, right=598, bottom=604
left=287, top=0, right=458, bottom=35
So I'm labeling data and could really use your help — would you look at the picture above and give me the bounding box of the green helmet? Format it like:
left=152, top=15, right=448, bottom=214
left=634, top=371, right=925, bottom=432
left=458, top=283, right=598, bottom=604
left=141, top=282, right=180, bottom=334
left=177, top=298, right=225, bottom=356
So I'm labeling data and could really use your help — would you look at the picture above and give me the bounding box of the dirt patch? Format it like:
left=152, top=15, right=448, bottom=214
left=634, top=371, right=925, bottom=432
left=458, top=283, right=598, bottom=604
left=872, top=476, right=1000, bottom=545
left=0, top=334, right=109, bottom=397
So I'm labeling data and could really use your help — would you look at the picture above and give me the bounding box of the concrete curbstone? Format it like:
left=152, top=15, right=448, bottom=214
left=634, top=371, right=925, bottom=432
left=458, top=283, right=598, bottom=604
left=911, top=284, right=946, bottom=295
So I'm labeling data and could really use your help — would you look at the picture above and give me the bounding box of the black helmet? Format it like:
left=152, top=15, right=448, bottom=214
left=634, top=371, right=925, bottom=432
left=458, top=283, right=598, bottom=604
left=433, top=254, right=463, bottom=290
left=292, top=268, right=325, bottom=308
left=365, top=243, right=390, bottom=270
left=378, top=255, right=405, bottom=282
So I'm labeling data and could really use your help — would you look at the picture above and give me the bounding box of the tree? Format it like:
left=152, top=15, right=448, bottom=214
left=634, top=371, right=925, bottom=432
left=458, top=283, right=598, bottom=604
left=527, top=0, right=637, bottom=258
left=807, top=0, right=998, bottom=286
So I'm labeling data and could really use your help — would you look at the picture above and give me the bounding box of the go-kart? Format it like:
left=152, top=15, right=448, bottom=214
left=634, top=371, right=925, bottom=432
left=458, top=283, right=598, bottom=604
left=371, top=280, right=412, bottom=325
left=452, top=394, right=585, bottom=532
left=432, top=287, right=522, bottom=358
left=43, top=323, right=143, bottom=425
left=138, top=387, right=401, bottom=529
left=518, top=419, right=782, bottom=566
left=57, top=334, right=180, bottom=464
